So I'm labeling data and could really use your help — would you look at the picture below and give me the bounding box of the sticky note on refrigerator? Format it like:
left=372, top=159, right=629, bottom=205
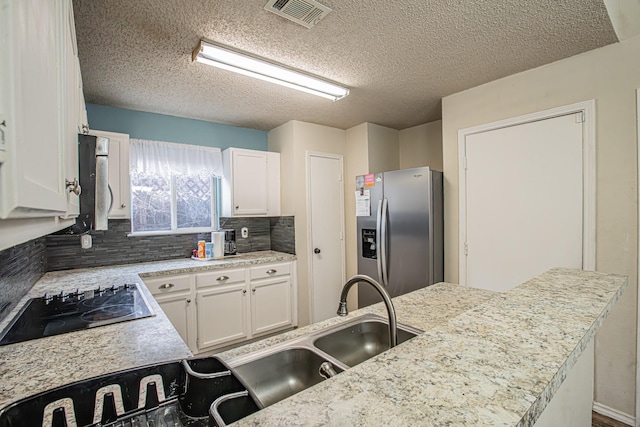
left=356, top=190, right=370, bottom=216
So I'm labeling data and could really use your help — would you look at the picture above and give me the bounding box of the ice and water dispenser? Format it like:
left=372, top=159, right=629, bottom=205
left=361, top=229, right=377, bottom=259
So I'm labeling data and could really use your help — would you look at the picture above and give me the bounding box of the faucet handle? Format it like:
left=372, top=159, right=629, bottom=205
left=337, top=301, right=348, bottom=316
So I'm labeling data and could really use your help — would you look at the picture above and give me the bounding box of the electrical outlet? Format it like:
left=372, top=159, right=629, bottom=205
left=241, top=227, right=249, bottom=238
left=81, top=234, right=92, bottom=249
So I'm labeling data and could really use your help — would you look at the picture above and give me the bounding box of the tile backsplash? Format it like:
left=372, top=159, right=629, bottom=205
left=0, top=237, right=47, bottom=320
left=0, top=216, right=294, bottom=321
left=46, top=217, right=295, bottom=271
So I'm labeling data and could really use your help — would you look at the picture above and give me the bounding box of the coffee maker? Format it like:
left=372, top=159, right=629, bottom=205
left=222, top=229, right=237, bottom=255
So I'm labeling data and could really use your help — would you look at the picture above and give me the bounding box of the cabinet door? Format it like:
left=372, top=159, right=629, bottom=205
left=232, top=150, right=268, bottom=215
left=154, top=291, right=192, bottom=348
left=90, top=130, right=131, bottom=219
left=251, top=275, right=292, bottom=336
left=59, top=0, right=80, bottom=219
left=196, top=283, right=249, bottom=351
left=0, top=0, right=67, bottom=218
left=266, top=152, right=281, bottom=216
left=0, top=0, right=8, bottom=164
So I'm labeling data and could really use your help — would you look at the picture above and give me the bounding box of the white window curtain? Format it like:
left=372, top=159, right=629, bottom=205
left=130, top=139, right=223, bottom=176
left=129, top=139, right=223, bottom=234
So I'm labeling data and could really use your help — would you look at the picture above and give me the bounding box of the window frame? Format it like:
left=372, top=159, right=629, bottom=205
left=128, top=173, right=221, bottom=237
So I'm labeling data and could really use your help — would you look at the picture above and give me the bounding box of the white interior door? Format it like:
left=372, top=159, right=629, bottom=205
left=307, top=152, right=345, bottom=323
left=463, top=113, right=584, bottom=292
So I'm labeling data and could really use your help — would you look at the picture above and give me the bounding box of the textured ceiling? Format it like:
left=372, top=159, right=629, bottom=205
left=73, top=0, right=617, bottom=131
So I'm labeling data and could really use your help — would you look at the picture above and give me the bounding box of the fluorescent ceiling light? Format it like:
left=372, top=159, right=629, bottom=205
left=192, top=40, right=349, bottom=101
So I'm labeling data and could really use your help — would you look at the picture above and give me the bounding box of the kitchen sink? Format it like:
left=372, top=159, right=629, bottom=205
left=313, top=319, right=419, bottom=367
left=231, top=347, right=344, bottom=407
left=226, top=314, right=422, bottom=412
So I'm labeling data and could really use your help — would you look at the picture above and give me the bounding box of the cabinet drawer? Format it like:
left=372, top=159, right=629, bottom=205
left=196, top=268, right=246, bottom=289
left=144, top=274, right=191, bottom=295
left=250, top=263, right=291, bottom=280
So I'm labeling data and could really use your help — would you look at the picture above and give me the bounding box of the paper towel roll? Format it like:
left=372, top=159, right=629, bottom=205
left=212, top=231, right=225, bottom=259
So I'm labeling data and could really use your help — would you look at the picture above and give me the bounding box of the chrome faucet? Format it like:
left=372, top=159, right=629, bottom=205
left=336, top=274, right=398, bottom=347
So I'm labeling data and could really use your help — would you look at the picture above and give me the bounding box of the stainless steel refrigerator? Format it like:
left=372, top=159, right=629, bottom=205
left=356, top=166, right=444, bottom=308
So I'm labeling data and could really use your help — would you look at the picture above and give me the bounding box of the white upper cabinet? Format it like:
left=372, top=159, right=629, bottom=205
left=89, top=130, right=131, bottom=219
left=0, top=0, right=84, bottom=220
left=222, top=148, right=281, bottom=217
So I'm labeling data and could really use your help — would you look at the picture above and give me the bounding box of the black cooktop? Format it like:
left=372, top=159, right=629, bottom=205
left=0, top=283, right=154, bottom=346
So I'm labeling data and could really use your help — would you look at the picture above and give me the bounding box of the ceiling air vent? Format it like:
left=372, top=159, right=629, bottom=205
left=264, top=0, right=332, bottom=29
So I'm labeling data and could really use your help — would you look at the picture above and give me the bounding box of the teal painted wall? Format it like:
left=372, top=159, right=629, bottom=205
left=86, top=104, right=267, bottom=151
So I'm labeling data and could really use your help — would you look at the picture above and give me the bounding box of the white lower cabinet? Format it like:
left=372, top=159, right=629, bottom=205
left=154, top=292, right=191, bottom=346
left=144, top=260, right=297, bottom=354
left=195, top=269, right=249, bottom=351
left=250, top=264, right=292, bottom=336
left=144, top=274, right=196, bottom=352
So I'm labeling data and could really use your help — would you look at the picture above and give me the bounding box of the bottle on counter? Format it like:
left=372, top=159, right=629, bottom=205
left=205, top=242, right=213, bottom=258
left=197, top=240, right=206, bottom=258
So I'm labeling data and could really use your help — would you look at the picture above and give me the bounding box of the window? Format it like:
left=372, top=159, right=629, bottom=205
left=129, top=139, right=223, bottom=235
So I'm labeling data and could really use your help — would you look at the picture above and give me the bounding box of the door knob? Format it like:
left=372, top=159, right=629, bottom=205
left=314, top=248, right=321, bottom=254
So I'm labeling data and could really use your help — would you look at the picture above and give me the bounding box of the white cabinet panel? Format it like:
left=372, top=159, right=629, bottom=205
left=251, top=275, right=292, bottom=336
left=144, top=274, right=195, bottom=352
left=196, top=283, right=249, bottom=350
left=195, top=268, right=246, bottom=289
left=146, top=274, right=191, bottom=295
left=222, top=148, right=280, bottom=217
left=155, top=291, right=191, bottom=346
left=0, top=0, right=83, bottom=220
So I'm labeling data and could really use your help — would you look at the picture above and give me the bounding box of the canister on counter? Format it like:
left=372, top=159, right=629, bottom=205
left=205, top=242, right=213, bottom=258
left=197, top=240, right=206, bottom=258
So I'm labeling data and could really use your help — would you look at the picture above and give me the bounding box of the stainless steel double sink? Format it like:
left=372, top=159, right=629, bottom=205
left=226, top=313, right=422, bottom=408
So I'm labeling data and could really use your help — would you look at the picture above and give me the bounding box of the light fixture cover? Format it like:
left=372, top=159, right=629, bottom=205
left=192, top=40, right=349, bottom=101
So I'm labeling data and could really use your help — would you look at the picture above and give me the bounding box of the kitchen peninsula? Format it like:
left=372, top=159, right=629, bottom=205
left=0, top=264, right=626, bottom=426
left=219, top=268, right=626, bottom=426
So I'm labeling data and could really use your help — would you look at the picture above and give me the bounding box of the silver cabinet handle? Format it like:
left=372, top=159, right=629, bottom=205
left=217, top=276, right=229, bottom=281
left=0, top=120, right=7, bottom=148
left=159, top=283, right=174, bottom=289
left=65, top=178, right=81, bottom=196
left=266, top=269, right=277, bottom=275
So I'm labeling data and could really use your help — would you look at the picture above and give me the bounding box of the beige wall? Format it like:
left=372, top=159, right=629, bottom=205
left=399, top=120, right=443, bottom=171
left=366, top=123, right=400, bottom=173
left=442, top=36, right=640, bottom=416
left=268, top=120, right=346, bottom=327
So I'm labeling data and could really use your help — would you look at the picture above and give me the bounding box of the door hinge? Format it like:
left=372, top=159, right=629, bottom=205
left=463, top=157, right=468, bottom=170
left=464, top=242, right=468, bottom=256
left=338, top=173, right=343, bottom=182
left=575, top=111, right=585, bottom=123
left=340, top=231, right=344, bottom=240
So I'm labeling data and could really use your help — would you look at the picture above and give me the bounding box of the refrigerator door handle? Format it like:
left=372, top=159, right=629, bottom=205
left=380, top=198, right=389, bottom=287
left=376, top=199, right=384, bottom=285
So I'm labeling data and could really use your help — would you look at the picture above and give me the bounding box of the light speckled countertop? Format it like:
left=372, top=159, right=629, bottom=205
left=0, top=261, right=625, bottom=427
left=222, top=268, right=626, bottom=427
left=0, top=251, right=295, bottom=409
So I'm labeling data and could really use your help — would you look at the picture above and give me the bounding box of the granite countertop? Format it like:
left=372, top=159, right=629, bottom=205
left=221, top=268, right=626, bottom=426
left=217, top=281, right=497, bottom=361
left=0, top=260, right=626, bottom=426
left=0, top=250, right=296, bottom=409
